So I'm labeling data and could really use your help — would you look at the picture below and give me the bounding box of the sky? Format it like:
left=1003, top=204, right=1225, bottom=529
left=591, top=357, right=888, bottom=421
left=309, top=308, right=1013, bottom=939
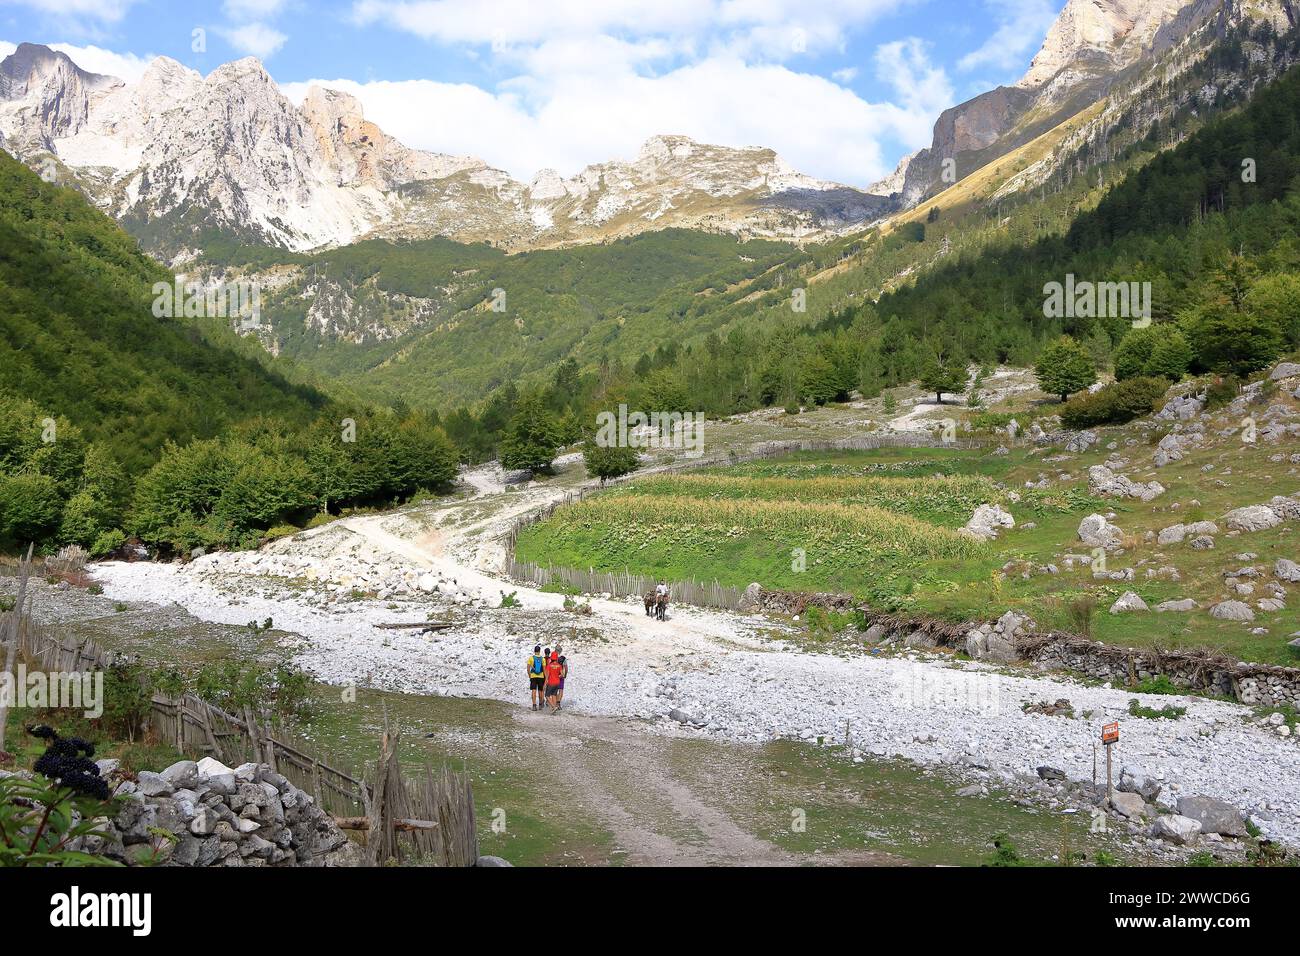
left=0, top=0, right=1066, bottom=188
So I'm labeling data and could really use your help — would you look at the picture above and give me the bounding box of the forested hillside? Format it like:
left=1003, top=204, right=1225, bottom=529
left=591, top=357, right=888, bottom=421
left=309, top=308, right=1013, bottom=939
left=0, top=153, right=459, bottom=554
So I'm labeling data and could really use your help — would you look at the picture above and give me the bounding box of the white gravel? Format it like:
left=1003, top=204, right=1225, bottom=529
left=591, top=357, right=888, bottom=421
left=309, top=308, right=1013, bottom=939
left=92, top=552, right=1300, bottom=849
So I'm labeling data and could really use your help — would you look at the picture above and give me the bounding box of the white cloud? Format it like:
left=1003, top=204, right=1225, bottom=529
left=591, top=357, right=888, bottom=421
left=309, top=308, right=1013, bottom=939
left=874, top=37, right=952, bottom=143
left=0, top=0, right=139, bottom=23
left=832, top=66, right=859, bottom=84
left=0, top=40, right=16, bottom=59
left=315, top=0, right=949, bottom=186
left=957, top=0, right=1057, bottom=74
left=350, top=0, right=916, bottom=59
left=48, top=41, right=152, bottom=81
left=223, top=0, right=290, bottom=18
left=283, top=43, right=950, bottom=188
left=219, top=22, right=288, bottom=59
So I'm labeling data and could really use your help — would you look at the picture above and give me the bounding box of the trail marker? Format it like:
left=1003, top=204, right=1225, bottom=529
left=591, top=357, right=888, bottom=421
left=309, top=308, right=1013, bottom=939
left=1101, top=721, right=1120, bottom=806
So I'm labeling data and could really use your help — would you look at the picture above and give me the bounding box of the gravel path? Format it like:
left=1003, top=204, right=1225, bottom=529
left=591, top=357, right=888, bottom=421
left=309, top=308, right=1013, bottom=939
left=90, top=458, right=1300, bottom=849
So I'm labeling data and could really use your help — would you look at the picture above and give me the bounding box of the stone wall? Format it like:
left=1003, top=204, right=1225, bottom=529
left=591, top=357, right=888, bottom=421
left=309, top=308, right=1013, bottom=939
left=1023, top=639, right=1300, bottom=709
left=81, top=757, right=364, bottom=867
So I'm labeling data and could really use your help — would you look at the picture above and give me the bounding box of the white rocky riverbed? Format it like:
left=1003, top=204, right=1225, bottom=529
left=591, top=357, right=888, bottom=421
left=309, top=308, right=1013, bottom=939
left=91, top=538, right=1300, bottom=852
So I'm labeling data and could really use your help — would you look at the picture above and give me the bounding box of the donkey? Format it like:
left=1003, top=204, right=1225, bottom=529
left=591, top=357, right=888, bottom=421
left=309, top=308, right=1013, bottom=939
left=655, top=591, right=669, bottom=621
left=643, top=592, right=656, bottom=617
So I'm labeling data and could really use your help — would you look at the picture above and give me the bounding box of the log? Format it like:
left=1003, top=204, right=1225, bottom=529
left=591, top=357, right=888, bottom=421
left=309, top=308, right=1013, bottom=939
left=332, top=816, right=440, bottom=833
left=374, top=621, right=455, bottom=631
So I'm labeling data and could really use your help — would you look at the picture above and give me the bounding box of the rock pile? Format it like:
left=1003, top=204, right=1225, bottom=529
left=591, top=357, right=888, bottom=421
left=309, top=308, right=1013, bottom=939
left=1087, top=464, right=1164, bottom=501
left=79, top=757, right=364, bottom=867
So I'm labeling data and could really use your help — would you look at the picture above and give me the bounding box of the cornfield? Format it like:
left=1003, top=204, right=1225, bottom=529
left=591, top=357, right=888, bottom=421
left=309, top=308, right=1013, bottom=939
left=528, top=493, right=984, bottom=564
left=619, top=473, right=1006, bottom=525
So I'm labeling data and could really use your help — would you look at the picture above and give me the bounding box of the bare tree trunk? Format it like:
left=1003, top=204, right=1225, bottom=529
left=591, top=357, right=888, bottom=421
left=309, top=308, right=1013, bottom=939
left=0, top=544, right=36, bottom=754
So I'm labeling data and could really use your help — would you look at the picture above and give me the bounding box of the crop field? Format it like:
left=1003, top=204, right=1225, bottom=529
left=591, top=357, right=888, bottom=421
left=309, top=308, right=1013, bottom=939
left=515, top=455, right=1004, bottom=599
left=516, top=419, right=1300, bottom=668
left=621, top=473, right=1010, bottom=527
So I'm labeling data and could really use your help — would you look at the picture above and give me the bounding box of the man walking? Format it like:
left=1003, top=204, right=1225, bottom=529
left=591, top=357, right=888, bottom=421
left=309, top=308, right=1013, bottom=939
left=526, top=644, right=546, bottom=710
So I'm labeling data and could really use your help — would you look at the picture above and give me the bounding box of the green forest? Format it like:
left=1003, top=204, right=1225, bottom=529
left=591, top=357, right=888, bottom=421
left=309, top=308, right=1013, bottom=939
left=0, top=152, right=459, bottom=555
left=5, top=23, right=1300, bottom=558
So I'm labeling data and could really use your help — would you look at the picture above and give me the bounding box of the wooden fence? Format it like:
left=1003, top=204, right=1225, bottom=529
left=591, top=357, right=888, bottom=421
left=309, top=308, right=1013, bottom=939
left=2, top=596, right=479, bottom=866
left=504, top=433, right=1001, bottom=611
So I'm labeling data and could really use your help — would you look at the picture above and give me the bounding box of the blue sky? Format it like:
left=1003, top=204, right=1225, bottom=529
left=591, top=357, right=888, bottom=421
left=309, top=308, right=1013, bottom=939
left=0, top=0, right=1065, bottom=187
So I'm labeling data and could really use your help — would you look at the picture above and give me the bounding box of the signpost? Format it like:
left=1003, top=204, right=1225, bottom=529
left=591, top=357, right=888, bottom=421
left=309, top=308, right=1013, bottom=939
left=1101, top=721, right=1120, bottom=806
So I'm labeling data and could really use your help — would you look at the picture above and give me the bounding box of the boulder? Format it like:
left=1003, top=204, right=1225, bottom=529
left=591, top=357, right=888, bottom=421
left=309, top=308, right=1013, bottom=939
left=961, top=503, right=1015, bottom=541
left=1176, top=796, right=1248, bottom=837
left=196, top=757, right=234, bottom=778
left=1156, top=393, right=1204, bottom=421
left=1078, top=513, right=1124, bottom=551
left=1109, top=591, right=1148, bottom=614
left=1275, top=559, right=1300, bottom=583
left=476, top=855, right=514, bottom=867
left=1111, top=791, right=1150, bottom=820
left=1119, top=767, right=1162, bottom=801
left=737, top=582, right=764, bottom=613
left=1151, top=815, right=1202, bottom=845
left=1189, top=535, right=1215, bottom=551
left=135, top=772, right=173, bottom=798
left=1222, top=505, right=1282, bottom=533
left=1269, top=361, right=1300, bottom=381
left=1185, top=521, right=1219, bottom=536
left=1156, top=523, right=1186, bottom=545
left=1153, top=433, right=1186, bottom=467
left=1155, top=598, right=1197, bottom=613
left=1209, top=600, right=1255, bottom=622
left=159, top=760, right=199, bottom=788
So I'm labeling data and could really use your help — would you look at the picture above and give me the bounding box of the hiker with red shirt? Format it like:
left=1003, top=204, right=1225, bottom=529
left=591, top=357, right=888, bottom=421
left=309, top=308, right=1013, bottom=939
left=544, top=652, right=564, bottom=713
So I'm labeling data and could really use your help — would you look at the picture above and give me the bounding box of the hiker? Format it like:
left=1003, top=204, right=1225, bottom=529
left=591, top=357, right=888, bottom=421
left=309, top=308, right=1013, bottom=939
left=556, top=654, right=569, bottom=707
left=526, top=644, right=546, bottom=710
left=544, top=651, right=564, bottom=713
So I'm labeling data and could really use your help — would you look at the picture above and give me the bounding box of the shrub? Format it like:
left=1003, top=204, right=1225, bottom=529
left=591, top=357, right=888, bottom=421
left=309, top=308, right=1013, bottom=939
left=1203, top=374, right=1240, bottom=410
left=1059, top=377, right=1168, bottom=429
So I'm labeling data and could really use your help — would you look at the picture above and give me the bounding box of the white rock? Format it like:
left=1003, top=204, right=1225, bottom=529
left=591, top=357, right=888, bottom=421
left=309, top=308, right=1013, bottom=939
left=1209, top=600, right=1255, bottom=622
left=1110, top=591, right=1148, bottom=614
left=1222, top=505, right=1282, bottom=533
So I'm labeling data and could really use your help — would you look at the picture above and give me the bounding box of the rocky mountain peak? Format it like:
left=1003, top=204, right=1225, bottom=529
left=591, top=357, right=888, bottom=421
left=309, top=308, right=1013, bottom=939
left=0, top=42, right=118, bottom=99
left=1017, top=0, right=1192, bottom=89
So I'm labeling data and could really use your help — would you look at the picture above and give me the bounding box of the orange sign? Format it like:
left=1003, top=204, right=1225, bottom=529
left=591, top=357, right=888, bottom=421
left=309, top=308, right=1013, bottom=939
left=1101, top=721, right=1120, bottom=744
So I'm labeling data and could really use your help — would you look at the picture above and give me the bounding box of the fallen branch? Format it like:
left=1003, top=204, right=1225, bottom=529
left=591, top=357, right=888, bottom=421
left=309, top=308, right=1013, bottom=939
left=374, top=622, right=455, bottom=631
left=333, top=816, right=440, bottom=832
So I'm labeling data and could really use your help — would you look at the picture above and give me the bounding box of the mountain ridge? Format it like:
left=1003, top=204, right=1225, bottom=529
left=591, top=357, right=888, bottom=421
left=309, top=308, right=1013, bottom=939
left=0, top=43, right=893, bottom=258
